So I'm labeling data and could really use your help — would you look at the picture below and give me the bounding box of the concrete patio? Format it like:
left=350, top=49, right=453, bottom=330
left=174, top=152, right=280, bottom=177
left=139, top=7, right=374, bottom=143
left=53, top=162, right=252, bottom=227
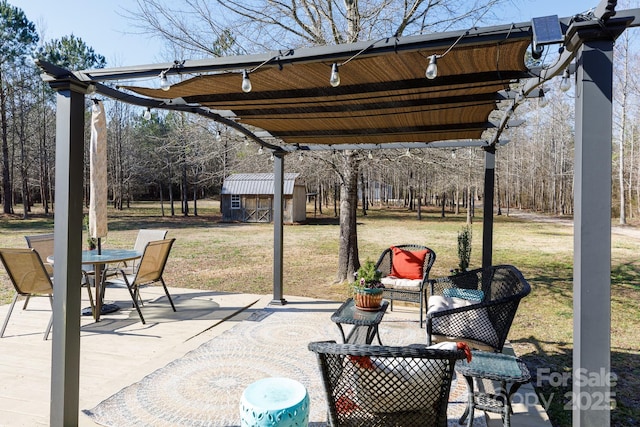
left=0, top=286, right=550, bottom=426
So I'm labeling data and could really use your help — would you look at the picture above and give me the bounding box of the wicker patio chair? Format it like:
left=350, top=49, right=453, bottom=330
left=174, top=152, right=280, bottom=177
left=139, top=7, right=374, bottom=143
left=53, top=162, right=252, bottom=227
left=0, top=248, right=54, bottom=340
left=426, top=264, right=531, bottom=352
left=107, top=238, right=176, bottom=324
left=308, top=340, right=465, bottom=427
left=374, top=244, right=436, bottom=327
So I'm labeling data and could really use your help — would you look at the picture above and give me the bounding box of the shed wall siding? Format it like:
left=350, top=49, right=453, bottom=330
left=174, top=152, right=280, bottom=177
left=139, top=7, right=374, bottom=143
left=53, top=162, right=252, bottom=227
left=221, top=173, right=306, bottom=223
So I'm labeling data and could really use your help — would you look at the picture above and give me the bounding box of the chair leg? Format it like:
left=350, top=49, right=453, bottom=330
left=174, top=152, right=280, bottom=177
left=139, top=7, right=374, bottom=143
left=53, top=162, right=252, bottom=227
left=419, top=293, right=424, bottom=328
left=1, top=294, right=19, bottom=338
left=22, top=295, right=31, bottom=310
left=44, top=296, right=53, bottom=341
left=127, top=283, right=146, bottom=324
left=159, top=278, right=176, bottom=312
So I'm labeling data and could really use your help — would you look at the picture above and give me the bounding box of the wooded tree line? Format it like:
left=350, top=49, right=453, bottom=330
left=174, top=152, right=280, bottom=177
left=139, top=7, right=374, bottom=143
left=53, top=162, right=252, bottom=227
left=1, top=1, right=639, bottom=230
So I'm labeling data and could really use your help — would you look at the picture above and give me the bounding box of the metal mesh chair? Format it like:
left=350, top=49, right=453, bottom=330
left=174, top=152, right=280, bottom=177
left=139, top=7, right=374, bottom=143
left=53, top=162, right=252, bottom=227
left=108, top=238, right=176, bottom=324
left=25, top=233, right=94, bottom=311
left=0, top=248, right=54, bottom=340
left=24, top=233, right=54, bottom=277
left=308, top=341, right=465, bottom=427
left=119, top=229, right=168, bottom=274
left=426, top=264, right=531, bottom=352
left=374, top=244, right=436, bottom=327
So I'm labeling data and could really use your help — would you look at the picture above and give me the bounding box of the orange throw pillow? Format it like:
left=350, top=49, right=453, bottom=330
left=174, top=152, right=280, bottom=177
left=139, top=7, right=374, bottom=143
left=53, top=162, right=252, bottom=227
left=390, top=246, right=428, bottom=280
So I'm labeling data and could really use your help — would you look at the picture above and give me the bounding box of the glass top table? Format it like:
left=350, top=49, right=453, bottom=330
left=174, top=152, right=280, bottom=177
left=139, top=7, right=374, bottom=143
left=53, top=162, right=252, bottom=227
left=455, top=350, right=531, bottom=427
left=330, top=298, right=389, bottom=344
left=48, top=248, right=141, bottom=321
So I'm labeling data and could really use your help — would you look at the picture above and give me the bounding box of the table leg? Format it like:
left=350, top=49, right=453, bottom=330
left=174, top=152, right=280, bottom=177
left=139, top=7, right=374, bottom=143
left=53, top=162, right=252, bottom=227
left=459, top=374, right=474, bottom=426
left=373, top=326, right=383, bottom=345
left=336, top=323, right=347, bottom=343
left=94, top=262, right=102, bottom=321
left=503, top=381, right=524, bottom=427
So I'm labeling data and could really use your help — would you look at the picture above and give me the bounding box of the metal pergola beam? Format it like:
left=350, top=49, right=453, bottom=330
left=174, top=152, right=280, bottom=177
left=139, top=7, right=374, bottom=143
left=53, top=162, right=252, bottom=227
left=76, top=22, right=534, bottom=82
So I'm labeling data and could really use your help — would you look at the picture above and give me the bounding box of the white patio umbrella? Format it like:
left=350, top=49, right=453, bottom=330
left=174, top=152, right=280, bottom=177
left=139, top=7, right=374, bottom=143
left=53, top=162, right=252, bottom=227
left=89, top=100, right=108, bottom=253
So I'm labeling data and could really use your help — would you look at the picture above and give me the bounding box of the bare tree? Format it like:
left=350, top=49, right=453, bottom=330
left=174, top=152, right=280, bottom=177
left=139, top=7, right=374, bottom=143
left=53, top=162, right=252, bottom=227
left=127, top=0, right=514, bottom=282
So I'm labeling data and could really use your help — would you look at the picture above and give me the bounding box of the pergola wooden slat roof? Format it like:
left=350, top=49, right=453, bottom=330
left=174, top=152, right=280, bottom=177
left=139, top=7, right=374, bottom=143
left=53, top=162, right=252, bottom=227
left=86, top=23, right=536, bottom=150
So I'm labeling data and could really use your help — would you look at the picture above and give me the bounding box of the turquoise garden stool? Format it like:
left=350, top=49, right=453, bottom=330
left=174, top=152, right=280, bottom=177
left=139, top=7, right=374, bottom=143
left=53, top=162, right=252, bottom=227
left=240, top=377, right=309, bottom=427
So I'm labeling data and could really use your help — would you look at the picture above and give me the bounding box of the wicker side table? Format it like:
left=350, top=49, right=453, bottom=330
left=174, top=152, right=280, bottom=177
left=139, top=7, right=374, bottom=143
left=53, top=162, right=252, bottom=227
left=455, top=351, right=531, bottom=427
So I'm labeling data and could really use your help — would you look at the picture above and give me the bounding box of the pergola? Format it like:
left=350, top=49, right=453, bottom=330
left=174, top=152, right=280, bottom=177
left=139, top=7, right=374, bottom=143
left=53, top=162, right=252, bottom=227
left=36, top=1, right=638, bottom=425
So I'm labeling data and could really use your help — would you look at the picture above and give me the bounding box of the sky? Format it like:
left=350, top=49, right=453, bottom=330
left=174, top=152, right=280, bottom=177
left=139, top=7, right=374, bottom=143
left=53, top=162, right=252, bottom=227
left=10, top=1, right=609, bottom=68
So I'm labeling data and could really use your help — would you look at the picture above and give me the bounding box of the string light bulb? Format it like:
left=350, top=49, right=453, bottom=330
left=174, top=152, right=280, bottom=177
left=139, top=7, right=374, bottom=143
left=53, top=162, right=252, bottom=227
left=258, top=146, right=264, bottom=155
left=560, top=69, right=571, bottom=92
left=143, top=108, right=152, bottom=120
left=270, top=152, right=275, bottom=161
left=425, top=55, right=438, bottom=80
left=298, top=152, right=303, bottom=161
left=241, top=70, right=252, bottom=93
left=86, top=83, right=97, bottom=95
left=329, top=63, right=340, bottom=87
left=159, top=71, right=171, bottom=91
left=538, top=88, right=548, bottom=107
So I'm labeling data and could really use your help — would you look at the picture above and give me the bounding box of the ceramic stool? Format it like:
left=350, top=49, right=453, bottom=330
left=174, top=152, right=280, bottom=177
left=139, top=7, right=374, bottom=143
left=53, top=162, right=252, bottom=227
left=240, top=377, right=309, bottom=427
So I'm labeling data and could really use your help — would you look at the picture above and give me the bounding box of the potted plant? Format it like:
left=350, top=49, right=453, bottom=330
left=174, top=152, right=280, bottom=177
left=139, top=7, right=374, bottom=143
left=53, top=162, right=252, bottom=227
left=352, top=260, right=385, bottom=310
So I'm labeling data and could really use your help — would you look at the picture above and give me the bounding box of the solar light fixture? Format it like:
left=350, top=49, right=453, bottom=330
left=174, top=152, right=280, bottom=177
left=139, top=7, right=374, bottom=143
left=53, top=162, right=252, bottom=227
left=531, top=15, right=564, bottom=60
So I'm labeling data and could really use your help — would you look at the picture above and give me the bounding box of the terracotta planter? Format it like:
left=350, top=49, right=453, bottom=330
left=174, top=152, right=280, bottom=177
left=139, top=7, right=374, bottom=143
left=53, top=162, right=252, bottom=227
left=354, top=288, right=383, bottom=311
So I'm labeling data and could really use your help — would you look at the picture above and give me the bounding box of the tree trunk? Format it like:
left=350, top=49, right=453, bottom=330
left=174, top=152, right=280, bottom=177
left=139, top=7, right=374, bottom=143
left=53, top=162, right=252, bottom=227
left=1, top=69, right=12, bottom=214
left=336, top=151, right=360, bottom=283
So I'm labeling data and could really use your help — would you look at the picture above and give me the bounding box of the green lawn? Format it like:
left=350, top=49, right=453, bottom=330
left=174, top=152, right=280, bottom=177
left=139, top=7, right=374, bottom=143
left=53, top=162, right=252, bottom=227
left=0, top=201, right=638, bottom=426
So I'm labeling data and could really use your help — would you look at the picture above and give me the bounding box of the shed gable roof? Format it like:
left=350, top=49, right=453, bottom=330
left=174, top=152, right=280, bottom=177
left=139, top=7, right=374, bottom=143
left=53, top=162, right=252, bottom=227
left=221, top=173, right=302, bottom=195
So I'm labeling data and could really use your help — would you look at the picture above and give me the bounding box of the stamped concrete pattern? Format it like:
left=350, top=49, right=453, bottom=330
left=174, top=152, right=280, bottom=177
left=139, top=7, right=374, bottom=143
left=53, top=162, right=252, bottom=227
left=84, top=307, right=483, bottom=427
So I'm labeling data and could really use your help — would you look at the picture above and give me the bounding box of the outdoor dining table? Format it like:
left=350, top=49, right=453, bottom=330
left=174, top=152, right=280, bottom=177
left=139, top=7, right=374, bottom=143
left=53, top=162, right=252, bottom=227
left=48, top=248, right=141, bottom=321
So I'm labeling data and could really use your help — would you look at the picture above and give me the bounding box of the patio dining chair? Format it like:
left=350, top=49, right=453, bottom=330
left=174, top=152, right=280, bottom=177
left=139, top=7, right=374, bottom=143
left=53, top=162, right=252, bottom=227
left=374, top=244, right=436, bottom=327
left=117, top=229, right=168, bottom=275
left=107, top=238, right=176, bottom=324
left=25, top=233, right=95, bottom=311
left=0, top=248, right=54, bottom=340
left=426, top=264, right=531, bottom=352
left=308, top=340, right=466, bottom=427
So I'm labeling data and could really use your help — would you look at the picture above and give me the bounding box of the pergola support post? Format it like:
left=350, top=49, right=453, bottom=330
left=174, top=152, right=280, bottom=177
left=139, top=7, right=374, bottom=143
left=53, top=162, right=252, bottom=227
left=271, top=151, right=287, bottom=305
left=49, top=80, right=87, bottom=427
left=573, top=33, right=615, bottom=427
left=482, top=147, right=495, bottom=268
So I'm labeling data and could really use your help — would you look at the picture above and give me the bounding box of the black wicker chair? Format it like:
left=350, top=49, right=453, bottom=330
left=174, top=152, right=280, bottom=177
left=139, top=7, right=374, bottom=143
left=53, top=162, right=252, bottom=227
left=374, top=244, right=436, bottom=327
left=308, top=341, right=465, bottom=427
left=426, top=264, right=531, bottom=352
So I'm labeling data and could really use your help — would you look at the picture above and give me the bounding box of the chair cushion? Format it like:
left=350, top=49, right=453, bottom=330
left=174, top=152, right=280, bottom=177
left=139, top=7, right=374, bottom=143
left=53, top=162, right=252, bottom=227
left=348, top=353, right=446, bottom=414
left=380, top=276, right=423, bottom=291
left=427, top=296, right=499, bottom=347
left=442, top=288, right=484, bottom=301
left=428, top=295, right=474, bottom=312
left=390, top=246, right=428, bottom=280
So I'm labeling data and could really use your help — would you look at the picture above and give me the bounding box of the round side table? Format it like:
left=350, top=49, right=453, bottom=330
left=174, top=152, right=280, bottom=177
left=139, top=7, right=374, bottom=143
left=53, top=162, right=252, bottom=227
left=240, top=377, right=309, bottom=427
